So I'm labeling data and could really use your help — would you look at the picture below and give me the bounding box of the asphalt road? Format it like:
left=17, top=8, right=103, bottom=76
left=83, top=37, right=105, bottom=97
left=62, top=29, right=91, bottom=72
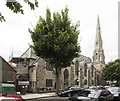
left=25, top=97, right=69, bottom=101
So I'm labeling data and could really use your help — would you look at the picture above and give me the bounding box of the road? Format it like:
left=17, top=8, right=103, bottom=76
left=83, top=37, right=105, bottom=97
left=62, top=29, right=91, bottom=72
left=25, top=96, right=69, bottom=101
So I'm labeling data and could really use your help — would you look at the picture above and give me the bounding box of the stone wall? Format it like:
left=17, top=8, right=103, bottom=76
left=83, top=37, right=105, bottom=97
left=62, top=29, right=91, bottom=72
left=29, top=56, right=101, bottom=91
left=36, top=58, right=56, bottom=90
left=60, top=65, right=75, bottom=90
left=14, top=60, right=28, bottom=76
left=29, top=66, right=36, bottom=81
left=36, top=58, right=46, bottom=88
left=29, top=66, right=37, bottom=92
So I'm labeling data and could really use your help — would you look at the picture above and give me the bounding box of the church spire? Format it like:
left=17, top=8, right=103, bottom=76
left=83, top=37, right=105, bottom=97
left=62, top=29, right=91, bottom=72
left=97, top=15, right=100, bottom=29
left=95, top=16, right=102, bottom=49
left=93, top=16, right=105, bottom=65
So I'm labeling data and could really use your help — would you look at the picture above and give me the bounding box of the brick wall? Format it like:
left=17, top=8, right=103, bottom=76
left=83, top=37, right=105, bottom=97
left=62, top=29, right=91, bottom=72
left=2, top=57, right=16, bottom=83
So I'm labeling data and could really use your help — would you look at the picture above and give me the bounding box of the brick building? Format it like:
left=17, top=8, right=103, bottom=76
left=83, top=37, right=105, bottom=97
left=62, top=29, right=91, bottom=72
left=0, top=56, right=16, bottom=93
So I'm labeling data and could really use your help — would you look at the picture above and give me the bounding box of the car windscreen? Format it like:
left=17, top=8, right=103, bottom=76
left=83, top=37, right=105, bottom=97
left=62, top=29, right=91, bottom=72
left=88, top=91, right=100, bottom=98
left=88, top=93, right=96, bottom=98
left=108, top=87, right=120, bottom=92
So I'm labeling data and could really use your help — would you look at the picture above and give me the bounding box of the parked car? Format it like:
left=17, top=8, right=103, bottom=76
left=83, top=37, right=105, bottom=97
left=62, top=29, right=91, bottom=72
left=96, top=86, right=106, bottom=90
left=0, top=94, right=25, bottom=101
left=104, top=86, right=110, bottom=89
left=58, top=86, right=83, bottom=97
left=107, top=87, right=120, bottom=101
left=65, top=86, right=82, bottom=90
left=86, top=86, right=97, bottom=89
left=86, top=86, right=106, bottom=90
left=68, top=89, right=113, bottom=101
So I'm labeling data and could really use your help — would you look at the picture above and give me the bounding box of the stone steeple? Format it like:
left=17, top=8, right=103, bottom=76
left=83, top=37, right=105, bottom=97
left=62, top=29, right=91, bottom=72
left=93, top=16, right=105, bottom=65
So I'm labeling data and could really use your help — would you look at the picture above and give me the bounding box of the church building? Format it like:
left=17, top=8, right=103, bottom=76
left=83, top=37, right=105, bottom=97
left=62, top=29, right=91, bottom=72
left=11, top=16, right=105, bottom=93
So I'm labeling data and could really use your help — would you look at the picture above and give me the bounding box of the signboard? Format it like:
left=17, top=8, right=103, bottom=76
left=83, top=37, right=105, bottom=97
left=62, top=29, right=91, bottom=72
left=18, top=81, right=29, bottom=85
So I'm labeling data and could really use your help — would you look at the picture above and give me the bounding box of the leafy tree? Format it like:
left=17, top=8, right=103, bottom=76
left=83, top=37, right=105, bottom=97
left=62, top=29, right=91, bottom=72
left=0, top=0, right=38, bottom=22
left=29, top=7, right=80, bottom=93
left=102, top=59, right=120, bottom=86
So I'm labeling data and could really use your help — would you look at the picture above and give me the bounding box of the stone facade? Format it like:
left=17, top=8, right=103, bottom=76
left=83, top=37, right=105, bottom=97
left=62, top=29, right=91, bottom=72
left=65, top=56, right=97, bottom=88
left=28, top=55, right=98, bottom=92
left=29, top=58, right=56, bottom=92
left=12, top=16, right=105, bottom=92
left=60, top=65, right=75, bottom=89
left=11, top=57, right=36, bottom=81
left=10, top=47, right=38, bottom=91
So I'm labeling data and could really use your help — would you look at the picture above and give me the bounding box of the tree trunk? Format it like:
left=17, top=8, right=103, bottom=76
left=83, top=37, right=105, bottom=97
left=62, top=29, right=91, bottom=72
left=55, top=67, right=61, bottom=94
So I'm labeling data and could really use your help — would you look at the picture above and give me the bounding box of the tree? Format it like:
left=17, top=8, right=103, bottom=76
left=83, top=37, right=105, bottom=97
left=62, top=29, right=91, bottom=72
left=102, top=59, right=120, bottom=86
left=29, top=7, right=80, bottom=93
left=0, top=0, right=38, bottom=22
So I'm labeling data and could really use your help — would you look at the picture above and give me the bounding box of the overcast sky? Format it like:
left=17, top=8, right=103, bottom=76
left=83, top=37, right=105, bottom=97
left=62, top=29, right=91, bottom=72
left=0, top=0, right=118, bottom=63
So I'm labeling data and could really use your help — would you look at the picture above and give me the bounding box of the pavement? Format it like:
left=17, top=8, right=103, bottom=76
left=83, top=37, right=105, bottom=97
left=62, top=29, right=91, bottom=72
left=21, top=92, right=57, bottom=100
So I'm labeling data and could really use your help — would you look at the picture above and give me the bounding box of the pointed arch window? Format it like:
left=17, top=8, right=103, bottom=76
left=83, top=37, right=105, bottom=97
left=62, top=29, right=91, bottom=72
left=84, top=79, right=87, bottom=85
left=84, top=64, right=87, bottom=76
left=95, top=71, right=97, bottom=85
left=75, top=61, right=79, bottom=76
left=64, top=69, right=69, bottom=85
left=92, top=80, right=94, bottom=85
left=46, top=61, right=52, bottom=71
left=97, top=74, right=100, bottom=85
left=91, top=65, right=94, bottom=77
left=88, top=70, right=90, bottom=86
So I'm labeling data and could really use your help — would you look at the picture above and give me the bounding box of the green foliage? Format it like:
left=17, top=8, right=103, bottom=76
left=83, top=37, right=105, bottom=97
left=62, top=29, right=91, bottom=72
left=0, top=0, right=38, bottom=22
left=0, top=13, right=5, bottom=22
left=29, top=7, right=80, bottom=68
left=102, top=59, right=120, bottom=83
left=6, top=2, right=24, bottom=14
